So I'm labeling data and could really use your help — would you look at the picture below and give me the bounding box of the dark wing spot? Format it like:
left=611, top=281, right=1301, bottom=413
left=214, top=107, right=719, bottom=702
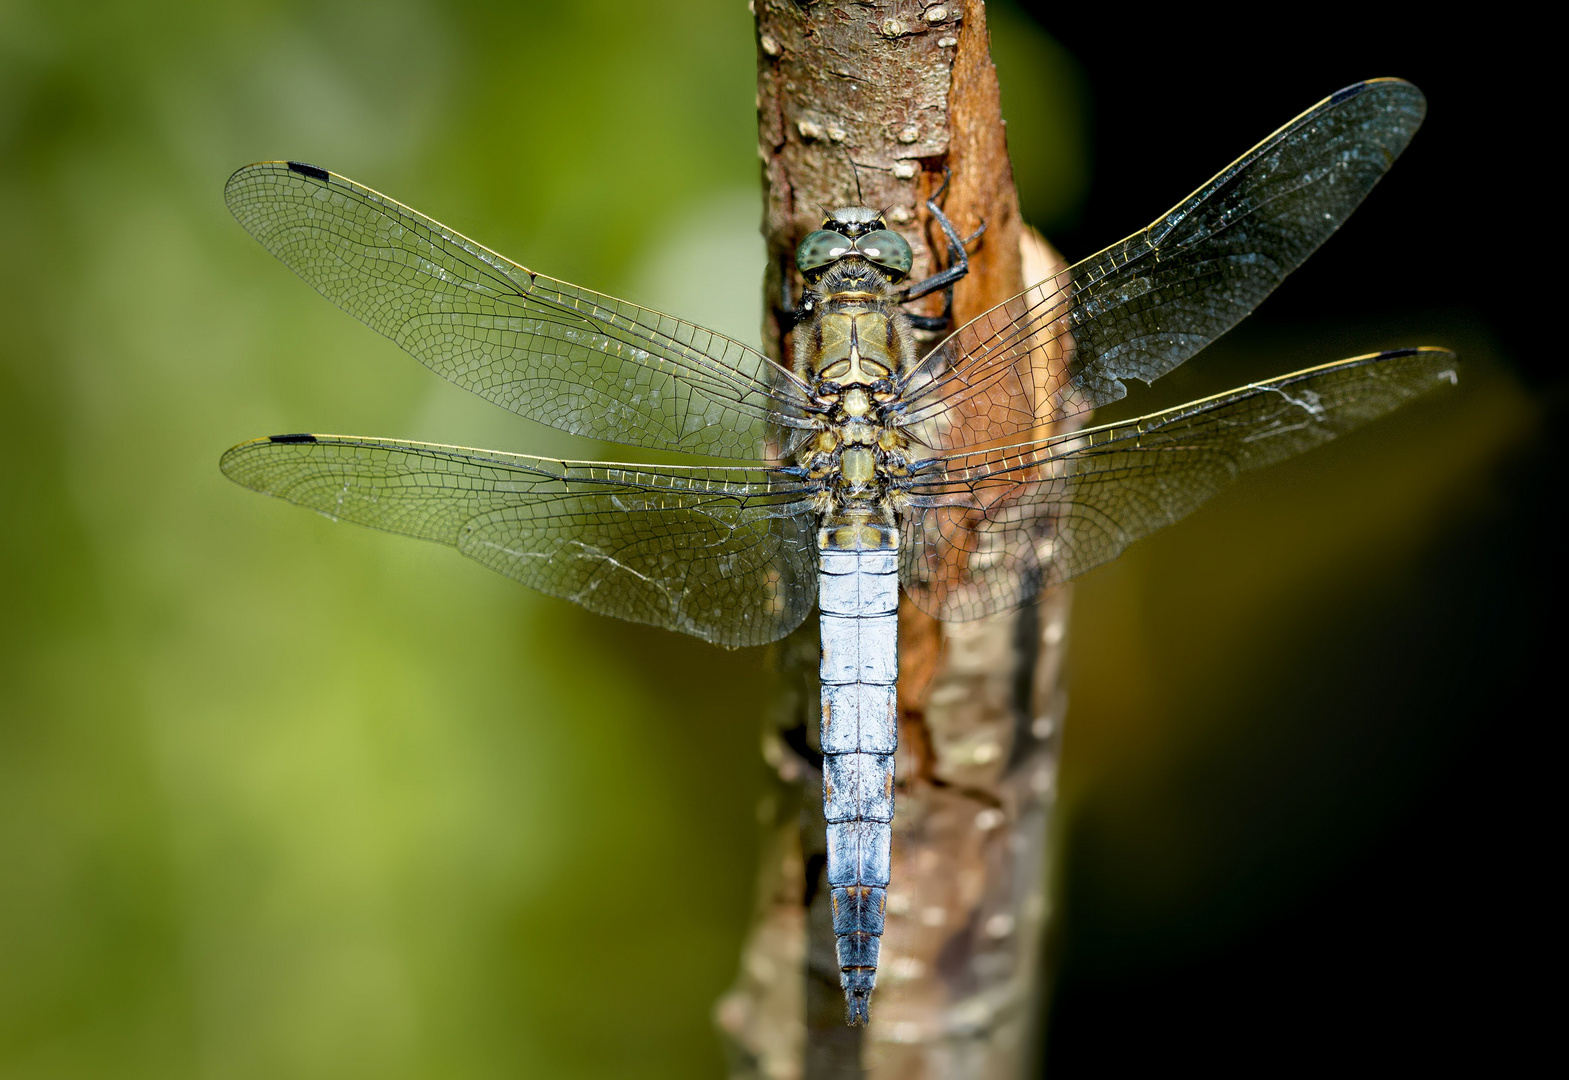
left=1329, top=81, right=1368, bottom=106
left=286, top=161, right=330, bottom=181
left=269, top=433, right=318, bottom=444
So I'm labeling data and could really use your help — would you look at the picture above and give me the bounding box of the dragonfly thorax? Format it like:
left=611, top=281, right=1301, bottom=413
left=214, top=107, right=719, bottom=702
left=789, top=205, right=926, bottom=527
left=793, top=300, right=918, bottom=527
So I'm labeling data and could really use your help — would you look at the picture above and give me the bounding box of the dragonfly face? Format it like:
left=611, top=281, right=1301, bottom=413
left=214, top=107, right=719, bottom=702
left=796, top=207, right=916, bottom=286
left=219, top=79, right=1455, bottom=1026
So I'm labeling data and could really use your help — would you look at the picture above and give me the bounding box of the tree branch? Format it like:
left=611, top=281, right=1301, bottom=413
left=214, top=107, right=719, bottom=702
left=717, top=4, right=1072, bottom=1075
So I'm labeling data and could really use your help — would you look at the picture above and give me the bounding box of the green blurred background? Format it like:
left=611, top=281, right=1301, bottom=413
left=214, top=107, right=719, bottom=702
left=0, top=2, right=1553, bottom=1077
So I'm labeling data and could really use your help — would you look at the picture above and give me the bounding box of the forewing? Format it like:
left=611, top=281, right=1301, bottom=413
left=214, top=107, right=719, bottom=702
left=898, top=79, right=1427, bottom=451
left=225, top=162, right=814, bottom=460
left=221, top=435, right=819, bottom=646
left=900, top=348, right=1456, bottom=621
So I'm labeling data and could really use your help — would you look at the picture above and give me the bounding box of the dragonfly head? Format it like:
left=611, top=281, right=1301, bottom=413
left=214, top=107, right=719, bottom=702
left=797, top=207, right=914, bottom=285
left=821, top=206, right=884, bottom=238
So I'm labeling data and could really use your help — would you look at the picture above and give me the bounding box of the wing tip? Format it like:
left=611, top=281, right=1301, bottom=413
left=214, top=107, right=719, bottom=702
left=224, top=159, right=329, bottom=186
left=1330, top=77, right=1419, bottom=100
left=217, top=433, right=318, bottom=475
left=1384, top=345, right=1460, bottom=387
left=1327, top=77, right=1427, bottom=118
left=223, top=161, right=333, bottom=221
left=1307, top=347, right=1458, bottom=382
left=1318, top=347, right=1457, bottom=392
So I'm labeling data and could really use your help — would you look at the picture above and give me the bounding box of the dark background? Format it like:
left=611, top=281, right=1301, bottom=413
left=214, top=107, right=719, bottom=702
left=1023, top=7, right=1559, bottom=1075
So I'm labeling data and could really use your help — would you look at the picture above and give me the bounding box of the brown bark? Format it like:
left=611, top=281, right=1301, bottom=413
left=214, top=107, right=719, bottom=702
left=716, top=4, right=1072, bottom=1076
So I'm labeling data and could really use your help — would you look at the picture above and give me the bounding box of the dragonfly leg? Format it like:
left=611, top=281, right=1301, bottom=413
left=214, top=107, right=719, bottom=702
left=905, top=310, right=951, bottom=332
left=899, top=168, right=987, bottom=331
left=777, top=249, right=816, bottom=333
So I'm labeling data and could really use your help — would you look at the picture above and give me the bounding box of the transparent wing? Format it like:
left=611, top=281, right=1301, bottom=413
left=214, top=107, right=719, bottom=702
left=220, top=434, right=820, bottom=646
left=897, top=79, right=1427, bottom=451
left=225, top=162, right=815, bottom=460
left=899, top=348, right=1457, bottom=621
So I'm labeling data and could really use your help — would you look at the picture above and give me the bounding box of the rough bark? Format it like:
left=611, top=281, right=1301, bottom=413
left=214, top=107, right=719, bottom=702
left=716, top=4, right=1072, bottom=1076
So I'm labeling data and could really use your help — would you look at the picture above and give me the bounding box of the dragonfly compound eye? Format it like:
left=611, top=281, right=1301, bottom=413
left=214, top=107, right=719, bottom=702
left=797, top=230, right=855, bottom=278
left=855, top=230, right=913, bottom=280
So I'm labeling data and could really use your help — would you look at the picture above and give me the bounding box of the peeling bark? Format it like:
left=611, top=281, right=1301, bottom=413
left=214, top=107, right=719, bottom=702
left=716, top=4, right=1072, bottom=1076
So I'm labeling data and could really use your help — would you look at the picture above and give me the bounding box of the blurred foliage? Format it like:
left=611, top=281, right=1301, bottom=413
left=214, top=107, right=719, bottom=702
left=0, top=1, right=1539, bottom=1078
left=1, top=2, right=771, bottom=1077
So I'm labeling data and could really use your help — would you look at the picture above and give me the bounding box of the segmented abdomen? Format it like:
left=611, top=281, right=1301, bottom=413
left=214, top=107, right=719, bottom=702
left=818, top=539, right=899, bottom=1025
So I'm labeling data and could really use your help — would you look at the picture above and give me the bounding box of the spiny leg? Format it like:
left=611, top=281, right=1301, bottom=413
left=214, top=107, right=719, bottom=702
left=776, top=248, right=806, bottom=333
left=900, top=168, right=987, bottom=332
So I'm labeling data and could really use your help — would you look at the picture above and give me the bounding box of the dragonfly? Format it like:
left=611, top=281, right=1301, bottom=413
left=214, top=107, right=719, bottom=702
left=221, top=78, right=1453, bottom=1025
